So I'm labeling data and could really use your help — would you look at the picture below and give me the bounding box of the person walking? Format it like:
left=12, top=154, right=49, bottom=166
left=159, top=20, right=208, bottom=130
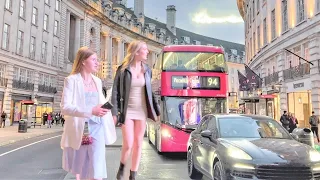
left=309, top=111, right=320, bottom=143
left=60, top=46, right=116, bottom=180
left=112, top=40, right=160, bottom=180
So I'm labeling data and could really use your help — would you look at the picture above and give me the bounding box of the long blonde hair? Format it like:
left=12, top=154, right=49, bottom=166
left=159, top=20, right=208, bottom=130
left=70, top=46, right=96, bottom=74
left=121, top=40, right=146, bottom=71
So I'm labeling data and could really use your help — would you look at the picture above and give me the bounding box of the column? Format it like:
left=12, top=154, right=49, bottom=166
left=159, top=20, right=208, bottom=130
left=64, top=10, right=70, bottom=62
left=117, top=38, right=123, bottom=64
left=309, top=33, right=320, bottom=116
left=3, top=64, right=13, bottom=125
left=277, top=50, right=287, bottom=113
left=74, top=18, right=81, bottom=57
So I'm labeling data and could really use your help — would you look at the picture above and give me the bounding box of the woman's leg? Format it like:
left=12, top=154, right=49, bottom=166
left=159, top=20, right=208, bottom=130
left=120, top=119, right=135, bottom=163
left=131, top=120, right=146, bottom=171
left=117, top=119, right=135, bottom=179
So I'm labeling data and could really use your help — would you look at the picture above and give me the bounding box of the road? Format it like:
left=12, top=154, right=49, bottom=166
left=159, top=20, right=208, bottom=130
left=0, top=132, right=209, bottom=180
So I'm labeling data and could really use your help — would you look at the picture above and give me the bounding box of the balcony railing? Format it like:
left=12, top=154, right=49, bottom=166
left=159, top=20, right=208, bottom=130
left=283, top=63, right=310, bottom=80
left=38, top=84, right=57, bottom=94
left=264, top=72, right=279, bottom=86
left=0, top=77, right=8, bottom=87
left=12, top=79, right=34, bottom=91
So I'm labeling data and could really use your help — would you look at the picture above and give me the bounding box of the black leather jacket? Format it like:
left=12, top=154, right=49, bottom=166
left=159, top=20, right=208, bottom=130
left=111, top=64, right=160, bottom=124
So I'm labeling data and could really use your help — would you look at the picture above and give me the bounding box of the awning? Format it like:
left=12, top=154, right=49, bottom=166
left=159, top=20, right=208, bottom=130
left=20, top=100, right=34, bottom=105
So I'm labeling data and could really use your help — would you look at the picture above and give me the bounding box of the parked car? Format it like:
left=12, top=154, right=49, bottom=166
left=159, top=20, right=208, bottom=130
left=187, top=114, right=320, bottom=180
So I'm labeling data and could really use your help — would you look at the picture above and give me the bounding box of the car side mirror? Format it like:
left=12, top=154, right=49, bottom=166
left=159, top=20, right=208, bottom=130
left=201, top=130, right=212, bottom=138
left=290, top=133, right=299, bottom=140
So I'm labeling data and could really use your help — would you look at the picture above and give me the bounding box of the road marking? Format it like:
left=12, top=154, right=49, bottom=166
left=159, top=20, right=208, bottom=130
left=0, top=135, right=62, bottom=157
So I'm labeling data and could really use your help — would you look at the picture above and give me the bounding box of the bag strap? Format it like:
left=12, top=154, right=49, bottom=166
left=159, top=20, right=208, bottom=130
left=119, top=71, right=124, bottom=114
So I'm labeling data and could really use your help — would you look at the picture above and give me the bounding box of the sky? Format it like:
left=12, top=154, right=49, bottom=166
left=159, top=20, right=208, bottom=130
left=126, top=0, right=245, bottom=45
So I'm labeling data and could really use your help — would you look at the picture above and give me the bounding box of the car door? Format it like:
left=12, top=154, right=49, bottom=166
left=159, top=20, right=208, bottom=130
left=200, top=116, right=219, bottom=176
left=193, top=115, right=209, bottom=168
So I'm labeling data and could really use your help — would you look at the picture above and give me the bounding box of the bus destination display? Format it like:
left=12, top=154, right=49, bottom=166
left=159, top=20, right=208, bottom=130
left=171, top=76, right=220, bottom=90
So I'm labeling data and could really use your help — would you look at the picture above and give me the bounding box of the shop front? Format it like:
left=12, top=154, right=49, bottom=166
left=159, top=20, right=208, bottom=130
left=240, top=94, right=277, bottom=119
left=11, top=94, right=33, bottom=125
left=34, top=96, right=53, bottom=125
left=286, top=80, right=312, bottom=128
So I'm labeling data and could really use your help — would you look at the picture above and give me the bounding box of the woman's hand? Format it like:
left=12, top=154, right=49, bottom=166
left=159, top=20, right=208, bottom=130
left=92, top=104, right=109, bottom=117
left=113, top=116, right=117, bottom=125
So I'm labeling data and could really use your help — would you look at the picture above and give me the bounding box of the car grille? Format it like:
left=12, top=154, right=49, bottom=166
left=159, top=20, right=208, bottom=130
left=256, top=165, right=312, bottom=179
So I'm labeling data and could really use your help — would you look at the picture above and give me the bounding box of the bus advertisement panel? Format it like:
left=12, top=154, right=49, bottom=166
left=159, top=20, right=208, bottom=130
left=147, top=45, right=228, bottom=153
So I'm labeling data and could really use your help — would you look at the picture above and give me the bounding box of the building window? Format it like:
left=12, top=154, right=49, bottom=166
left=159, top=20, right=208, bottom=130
left=257, top=26, right=260, bottom=49
left=13, top=67, right=19, bottom=80
left=282, top=0, right=288, bottom=32
left=2, top=24, right=10, bottom=50
left=54, top=20, right=59, bottom=36
left=44, top=74, right=49, bottom=86
left=20, top=68, right=26, bottom=82
left=317, top=0, right=320, bottom=12
left=41, top=41, right=47, bottom=63
left=19, top=0, right=26, bottom=18
left=26, top=70, right=32, bottom=83
left=5, top=0, right=12, bottom=10
left=52, top=46, right=57, bottom=66
left=231, top=49, right=237, bottom=55
left=30, top=36, right=36, bottom=59
left=297, top=0, right=305, bottom=23
left=257, top=0, right=260, bottom=12
left=17, top=30, right=24, bottom=55
left=271, top=9, right=276, bottom=39
left=32, top=7, right=38, bottom=25
left=55, top=0, right=60, bottom=11
left=231, top=77, right=234, bottom=84
left=252, top=0, right=255, bottom=16
left=263, top=18, right=267, bottom=45
left=43, top=14, right=48, bottom=31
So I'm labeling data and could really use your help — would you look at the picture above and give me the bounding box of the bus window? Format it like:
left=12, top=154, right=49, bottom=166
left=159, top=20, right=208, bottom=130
left=163, top=97, right=227, bottom=127
left=162, top=52, right=227, bottom=72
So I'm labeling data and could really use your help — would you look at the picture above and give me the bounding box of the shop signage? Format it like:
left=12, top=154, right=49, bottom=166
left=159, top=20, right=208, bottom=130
left=293, top=82, right=304, bottom=89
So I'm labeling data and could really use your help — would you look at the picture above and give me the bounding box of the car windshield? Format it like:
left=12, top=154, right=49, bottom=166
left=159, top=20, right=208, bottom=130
left=162, top=52, right=227, bottom=72
left=218, top=117, right=292, bottom=139
left=163, top=97, right=227, bottom=128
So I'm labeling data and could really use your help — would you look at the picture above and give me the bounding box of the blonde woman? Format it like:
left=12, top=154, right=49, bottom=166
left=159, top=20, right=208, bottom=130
left=61, top=47, right=116, bottom=180
left=111, top=40, right=160, bottom=180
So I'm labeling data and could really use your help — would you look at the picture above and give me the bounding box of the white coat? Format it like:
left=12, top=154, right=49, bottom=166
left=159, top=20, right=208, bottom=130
left=60, top=73, right=116, bottom=150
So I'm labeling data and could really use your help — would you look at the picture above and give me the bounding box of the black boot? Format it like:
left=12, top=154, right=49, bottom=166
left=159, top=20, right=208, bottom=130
left=116, top=162, right=125, bottom=180
left=129, top=170, right=137, bottom=180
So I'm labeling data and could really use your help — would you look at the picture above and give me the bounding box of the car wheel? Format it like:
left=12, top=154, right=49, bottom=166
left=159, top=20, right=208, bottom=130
left=187, top=148, right=203, bottom=179
left=213, top=161, right=226, bottom=180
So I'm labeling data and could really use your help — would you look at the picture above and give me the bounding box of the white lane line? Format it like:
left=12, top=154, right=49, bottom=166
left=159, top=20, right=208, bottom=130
left=0, top=135, right=62, bottom=157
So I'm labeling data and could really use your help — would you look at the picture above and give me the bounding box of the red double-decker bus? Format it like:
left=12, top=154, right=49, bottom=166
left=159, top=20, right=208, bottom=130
left=147, top=45, right=228, bottom=153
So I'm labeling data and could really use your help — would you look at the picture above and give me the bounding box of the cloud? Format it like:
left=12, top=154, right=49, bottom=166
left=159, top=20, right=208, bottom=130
left=192, top=9, right=243, bottom=24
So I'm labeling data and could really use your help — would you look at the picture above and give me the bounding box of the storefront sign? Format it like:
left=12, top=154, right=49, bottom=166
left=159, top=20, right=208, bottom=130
left=293, top=82, right=304, bottom=89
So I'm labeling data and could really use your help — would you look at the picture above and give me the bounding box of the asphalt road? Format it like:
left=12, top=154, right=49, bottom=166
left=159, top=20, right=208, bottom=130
left=0, top=132, right=210, bottom=180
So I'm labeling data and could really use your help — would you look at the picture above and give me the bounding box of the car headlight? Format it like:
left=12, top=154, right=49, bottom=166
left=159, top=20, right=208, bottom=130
left=310, top=150, right=320, bottom=162
left=228, top=146, right=252, bottom=160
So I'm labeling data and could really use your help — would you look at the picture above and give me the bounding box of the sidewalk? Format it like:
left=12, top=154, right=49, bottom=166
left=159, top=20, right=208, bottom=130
left=0, top=124, right=64, bottom=147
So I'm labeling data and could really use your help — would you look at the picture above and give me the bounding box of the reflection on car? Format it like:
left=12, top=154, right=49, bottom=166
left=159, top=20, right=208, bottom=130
left=187, top=114, right=320, bottom=180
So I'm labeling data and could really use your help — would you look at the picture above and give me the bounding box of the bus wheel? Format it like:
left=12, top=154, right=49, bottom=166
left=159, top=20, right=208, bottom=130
left=155, top=131, right=162, bottom=154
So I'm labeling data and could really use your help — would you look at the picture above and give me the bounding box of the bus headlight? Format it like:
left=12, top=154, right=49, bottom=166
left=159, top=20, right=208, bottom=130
left=162, top=129, right=171, bottom=138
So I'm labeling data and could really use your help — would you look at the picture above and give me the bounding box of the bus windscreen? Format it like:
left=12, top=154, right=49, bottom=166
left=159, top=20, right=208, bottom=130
left=162, top=52, right=227, bottom=72
left=163, top=97, right=227, bottom=127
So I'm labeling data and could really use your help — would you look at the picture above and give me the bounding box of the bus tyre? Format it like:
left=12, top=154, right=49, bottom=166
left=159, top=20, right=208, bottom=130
left=187, top=148, right=203, bottom=179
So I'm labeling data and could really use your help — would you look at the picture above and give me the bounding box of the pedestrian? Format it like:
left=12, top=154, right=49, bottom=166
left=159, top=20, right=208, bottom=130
left=111, top=40, right=160, bottom=180
left=47, top=113, right=52, bottom=128
left=309, top=111, right=320, bottom=143
left=280, top=111, right=290, bottom=132
left=60, top=46, right=117, bottom=180
left=1, top=111, right=6, bottom=128
left=288, top=113, right=298, bottom=133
